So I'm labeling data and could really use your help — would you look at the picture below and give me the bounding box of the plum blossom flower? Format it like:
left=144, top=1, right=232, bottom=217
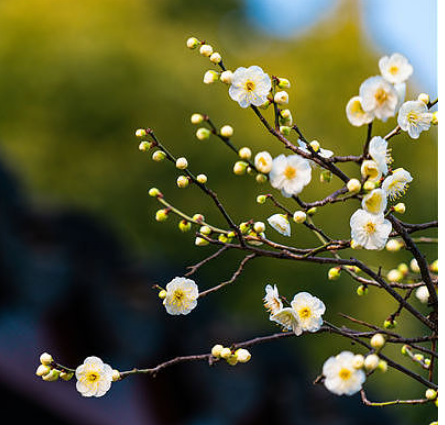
left=397, top=100, right=433, bottom=139
left=369, top=136, right=391, bottom=175
left=75, top=357, right=113, bottom=398
left=361, top=189, right=387, bottom=215
left=267, top=214, right=291, bottom=236
left=346, top=96, right=373, bottom=126
left=350, top=209, right=392, bottom=250
left=322, top=351, right=366, bottom=396
left=270, top=307, right=301, bottom=335
left=382, top=168, right=413, bottom=200
left=229, top=66, right=272, bottom=108
left=269, top=154, right=312, bottom=198
left=263, top=284, right=283, bottom=314
left=359, top=76, right=398, bottom=121
left=379, top=53, right=413, bottom=84
left=163, top=277, right=199, bottom=315
left=290, top=292, right=326, bottom=333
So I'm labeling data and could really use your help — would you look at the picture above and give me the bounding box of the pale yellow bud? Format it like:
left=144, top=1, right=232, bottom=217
left=253, top=221, right=265, bottom=233
left=352, top=354, right=365, bottom=369
left=363, top=181, right=376, bottom=192
left=209, top=52, right=222, bottom=64
left=364, top=354, right=379, bottom=371
left=152, top=150, right=166, bottom=162
left=135, top=128, right=147, bottom=138
left=196, top=128, right=211, bottom=141
left=256, top=174, right=267, bottom=184
left=277, top=78, right=291, bottom=89
left=238, top=147, right=252, bottom=160
left=42, top=369, right=60, bottom=382
left=432, top=111, right=438, bottom=125
left=234, top=348, right=251, bottom=363
left=186, top=37, right=200, bottom=49
left=60, top=371, right=74, bottom=381
left=211, top=344, right=224, bottom=358
left=226, top=355, right=238, bottom=366
left=410, top=258, right=420, bottom=273
left=426, top=389, right=437, bottom=400
left=387, top=269, right=403, bottom=282
left=191, top=113, right=204, bottom=124
left=386, top=239, right=403, bottom=252
left=36, top=365, right=51, bottom=377
left=220, top=70, right=233, bottom=84
left=195, top=237, right=209, bottom=247
left=199, top=44, right=213, bottom=57
left=417, top=93, right=429, bottom=104
left=274, top=91, right=289, bottom=105
left=394, top=202, right=406, bottom=214
left=309, top=140, right=320, bottom=152
left=111, top=370, right=120, bottom=382
left=203, top=70, right=219, bottom=84
left=347, top=179, right=361, bottom=193
left=377, top=360, right=388, bottom=372
left=177, top=175, right=189, bottom=189
left=233, top=161, right=248, bottom=175
left=370, top=333, right=386, bottom=349
left=197, top=174, right=208, bottom=184
left=220, top=347, right=232, bottom=359
left=220, top=125, right=234, bottom=138
left=40, top=352, right=53, bottom=366
left=176, top=157, right=188, bottom=170
left=158, top=290, right=167, bottom=299
left=293, top=211, right=306, bottom=224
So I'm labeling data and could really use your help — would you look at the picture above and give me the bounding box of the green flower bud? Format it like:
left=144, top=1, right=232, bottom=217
left=320, top=170, right=332, bottom=183
left=383, top=319, right=397, bottom=329
left=256, top=174, right=267, bottom=184
left=356, top=285, right=368, bottom=296
left=139, top=141, right=153, bottom=152
left=196, top=127, right=211, bottom=141
left=279, top=126, right=292, bottom=136
left=186, top=37, right=200, bottom=49
left=152, top=150, right=166, bottom=162
left=256, top=195, right=267, bottom=204
left=178, top=220, right=192, bottom=232
left=155, top=209, right=169, bottom=222
left=328, top=267, right=341, bottom=281
left=148, top=187, right=161, bottom=197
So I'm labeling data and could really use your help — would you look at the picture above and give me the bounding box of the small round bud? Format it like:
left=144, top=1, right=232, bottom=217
left=186, top=37, right=200, bottom=49
left=235, top=348, right=251, bottom=363
left=277, top=78, right=291, bottom=89
left=309, top=140, right=320, bottom=152
left=233, top=161, right=248, bottom=176
left=191, top=113, right=204, bottom=124
left=40, top=353, right=53, bottom=366
left=256, top=195, right=267, bottom=204
left=177, top=175, right=189, bottom=189
left=383, top=319, right=397, bottom=329
left=253, top=221, right=265, bottom=233
left=401, top=345, right=409, bottom=355
left=328, top=267, right=341, bottom=281
left=211, top=344, right=224, bottom=358
left=226, top=355, right=238, bottom=366
left=197, top=174, right=208, bottom=184
left=199, top=225, right=212, bottom=236
left=148, top=187, right=160, bottom=197
left=393, top=203, right=405, bottom=214
left=274, top=91, right=289, bottom=105
left=347, top=178, right=361, bottom=193
left=356, top=285, right=369, bottom=296
left=139, top=141, right=152, bottom=152
left=256, top=174, right=267, bottom=184
left=279, top=109, right=293, bottom=126
left=239, top=222, right=251, bottom=234
left=387, top=269, right=403, bottom=282
left=292, top=211, right=306, bottom=224
left=195, top=237, right=209, bottom=247
left=135, top=128, right=147, bottom=138
left=196, top=127, right=211, bottom=141
left=42, top=369, right=60, bottom=382
left=377, top=360, right=388, bottom=372
left=238, top=147, right=252, bottom=160
left=352, top=354, right=365, bottom=369
left=417, top=93, right=429, bottom=104
left=364, top=354, right=379, bottom=371
left=209, top=52, right=222, bottom=64
left=111, top=370, right=120, bottom=382
left=397, top=263, right=409, bottom=275
left=60, top=371, right=74, bottom=381
left=426, top=389, right=437, bottom=400
left=410, top=258, right=420, bottom=273
left=220, top=70, right=233, bottom=85
left=36, top=365, right=51, bottom=377
left=363, top=181, right=376, bottom=192
left=307, top=207, right=317, bottom=216
left=280, top=126, right=292, bottom=136
left=370, top=333, right=386, bottom=349
left=158, top=290, right=167, bottom=299
left=176, top=157, right=188, bottom=169
left=178, top=220, right=192, bottom=233
left=220, top=347, right=232, bottom=359
left=220, top=125, right=234, bottom=138
left=415, top=286, right=430, bottom=304
left=152, top=150, right=166, bottom=162
left=432, top=111, right=438, bottom=125
left=218, top=234, right=229, bottom=243
left=254, top=151, right=273, bottom=174
left=155, top=209, right=169, bottom=222
left=430, top=259, right=438, bottom=273
left=320, top=170, right=332, bottom=183
left=386, top=239, right=403, bottom=252
left=203, top=70, right=219, bottom=84
left=193, top=213, right=205, bottom=223
left=199, top=44, right=213, bottom=57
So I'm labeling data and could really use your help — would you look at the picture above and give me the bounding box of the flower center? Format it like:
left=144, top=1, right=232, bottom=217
left=351, top=100, right=364, bottom=114
left=245, top=80, right=255, bottom=92
left=299, top=307, right=311, bottom=319
left=374, top=88, right=388, bottom=105
left=173, top=290, right=185, bottom=303
left=338, top=368, right=351, bottom=380
left=284, top=166, right=296, bottom=179
left=365, top=222, right=376, bottom=234
left=407, top=112, right=419, bottom=123
left=389, top=65, right=399, bottom=75
left=86, top=372, right=99, bottom=382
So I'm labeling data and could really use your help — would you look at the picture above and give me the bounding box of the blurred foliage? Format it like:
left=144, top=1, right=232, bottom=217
left=0, top=0, right=437, bottom=423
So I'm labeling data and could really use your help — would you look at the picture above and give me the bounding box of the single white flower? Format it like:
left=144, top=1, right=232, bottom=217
left=267, top=214, right=291, bottom=236
left=322, top=351, right=366, bottom=396
left=397, top=100, right=433, bottom=139
left=350, top=209, right=392, bottom=250
left=415, top=286, right=430, bottom=304
left=362, top=189, right=387, bottom=215
left=254, top=151, right=273, bottom=174
left=369, top=136, right=391, bottom=175
left=379, top=53, right=413, bottom=84
left=263, top=284, right=283, bottom=314
left=290, top=292, right=326, bottom=333
left=75, top=356, right=113, bottom=398
left=361, top=160, right=382, bottom=182
left=382, top=168, right=413, bottom=200
left=163, top=277, right=199, bottom=315
left=229, top=66, right=272, bottom=108
left=346, top=96, right=373, bottom=126
left=359, top=76, right=398, bottom=121
left=270, top=307, right=302, bottom=335
left=269, top=154, right=312, bottom=198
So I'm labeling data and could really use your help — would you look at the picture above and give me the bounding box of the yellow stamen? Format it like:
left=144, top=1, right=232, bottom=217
left=245, top=80, right=255, bottom=92
left=374, top=88, right=388, bottom=105
left=339, top=368, right=351, bottom=380
left=284, top=166, right=296, bottom=179
left=365, top=222, right=376, bottom=234
left=389, top=65, right=399, bottom=75
left=299, top=307, right=311, bottom=319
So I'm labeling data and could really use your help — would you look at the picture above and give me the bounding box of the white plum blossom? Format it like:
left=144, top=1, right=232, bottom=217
left=369, top=136, right=391, bottom=175
left=359, top=76, right=398, bottom=121
left=397, top=100, right=433, bottom=139
left=263, top=284, right=283, bottom=314
left=229, top=66, right=272, bottom=108
left=379, top=53, right=413, bottom=84
left=415, top=286, right=430, bottom=304
left=350, top=209, right=392, bottom=250
left=323, top=351, right=366, bottom=396
left=361, top=160, right=382, bottom=182
left=163, top=277, right=199, bottom=315
left=75, top=357, right=114, bottom=398
left=270, top=307, right=301, bottom=335
left=290, top=292, right=326, bottom=333
left=267, top=213, right=291, bottom=236
left=269, top=154, right=312, bottom=198
left=382, top=168, right=413, bottom=200
left=362, top=189, right=387, bottom=215
left=346, top=96, right=373, bottom=126
left=254, top=151, right=273, bottom=174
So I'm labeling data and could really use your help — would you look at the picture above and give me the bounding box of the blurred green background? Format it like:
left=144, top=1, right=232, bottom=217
left=0, top=0, right=437, bottom=424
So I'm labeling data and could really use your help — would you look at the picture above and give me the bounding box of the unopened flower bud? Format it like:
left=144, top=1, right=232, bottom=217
left=60, top=371, right=74, bottom=381
left=401, top=345, right=409, bottom=355
left=239, top=222, right=251, bottom=234
left=377, top=360, right=388, bottom=372
left=394, top=203, right=405, bottom=214
left=352, top=354, right=365, bottom=369
left=193, top=213, right=205, bottom=223
left=226, top=355, right=238, bottom=366
left=253, top=221, right=265, bottom=233
left=363, top=181, right=376, bottom=192
left=386, top=239, right=402, bottom=252
left=211, top=344, right=224, bottom=358
left=256, top=195, right=267, bottom=204
left=274, top=91, right=289, bottom=105
left=398, top=263, right=409, bottom=275
left=195, top=237, right=209, bottom=247
left=199, top=44, right=213, bottom=57
left=40, top=353, right=53, bottom=366
left=259, top=100, right=271, bottom=109
left=158, top=289, right=167, bottom=299
left=347, top=178, right=361, bottom=193
left=415, top=286, right=430, bottom=304
left=279, top=109, right=293, bottom=126
left=177, top=175, right=189, bottom=188
left=410, top=258, right=420, bottom=273
left=233, top=161, right=248, bottom=175
left=307, top=207, right=317, bottom=216
left=220, top=125, right=234, bottom=137
left=370, top=333, right=386, bottom=349
left=328, top=267, right=341, bottom=281
left=203, top=70, right=219, bottom=84
left=176, top=157, right=188, bottom=169
left=209, top=52, right=222, bottom=64
left=432, top=111, right=438, bottom=125
left=383, top=319, right=397, bottom=329
left=139, top=141, right=152, bottom=152
left=256, top=174, right=267, bottom=184
left=152, top=150, right=166, bottom=162
left=425, top=358, right=431, bottom=367
left=235, top=348, right=251, bottom=363
left=320, top=170, right=332, bottom=183
left=199, top=225, right=211, bottom=236
left=364, top=354, right=379, bottom=371
left=42, top=369, right=60, bottom=382
left=197, top=174, right=208, bottom=184
left=426, top=389, right=437, bottom=400
left=178, top=220, right=192, bottom=233
left=293, top=211, right=306, bottom=224
left=309, top=140, right=320, bottom=152
left=111, top=370, right=120, bottom=382
left=196, top=127, right=211, bottom=141
left=417, top=93, right=429, bottom=104
left=414, top=353, right=424, bottom=362
left=280, top=126, right=291, bottom=136
left=220, top=70, right=233, bottom=84
left=387, top=269, right=403, bottom=282
left=135, top=128, right=147, bottom=138
left=218, top=234, right=229, bottom=243
left=430, top=259, right=438, bottom=273
left=356, top=285, right=368, bottom=296
left=191, top=113, right=204, bottom=124
left=36, top=365, right=51, bottom=377
left=277, top=78, right=291, bottom=89
left=155, top=209, right=169, bottom=222
left=186, top=37, right=200, bottom=49
left=220, top=347, right=232, bottom=359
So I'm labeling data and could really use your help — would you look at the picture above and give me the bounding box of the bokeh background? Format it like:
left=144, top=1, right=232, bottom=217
left=0, top=0, right=438, bottom=424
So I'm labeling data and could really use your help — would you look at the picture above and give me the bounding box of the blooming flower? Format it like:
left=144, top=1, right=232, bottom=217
left=346, top=96, right=373, bottom=127
left=350, top=209, right=392, bottom=250
left=163, top=277, right=199, bottom=315
left=290, top=292, right=326, bottom=333
left=254, top=151, right=273, bottom=174
left=263, top=284, right=283, bottom=314
left=229, top=66, right=272, bottom=108
left=397, top=100, right=433, bottom=139
left=382, top=168, right=413, bottom=200
left=323, top=351, right=366, bottom=396
left=359, top=76, right=398, bottom=121
left=269, top=154, right=312, bottom=198
left=361, top=189, right=387, bottom=215
left=270, top=307, right=301, bottom=335
left=361, top=160, right=381, bottom=182
left=267, top=214, right=291, bottom=236
left=379, top=53, right=413, bottom=85
left=75, top=356, right=113, bottom=398
left=369, top=136, right=391, bottom=175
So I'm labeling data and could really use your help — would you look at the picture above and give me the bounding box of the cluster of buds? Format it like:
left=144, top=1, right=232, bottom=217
left=211, top=344, right=251, bottom=366
left=401, top=345, right=432, bottom=370
left=35, top=352, right=73, bottom=382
